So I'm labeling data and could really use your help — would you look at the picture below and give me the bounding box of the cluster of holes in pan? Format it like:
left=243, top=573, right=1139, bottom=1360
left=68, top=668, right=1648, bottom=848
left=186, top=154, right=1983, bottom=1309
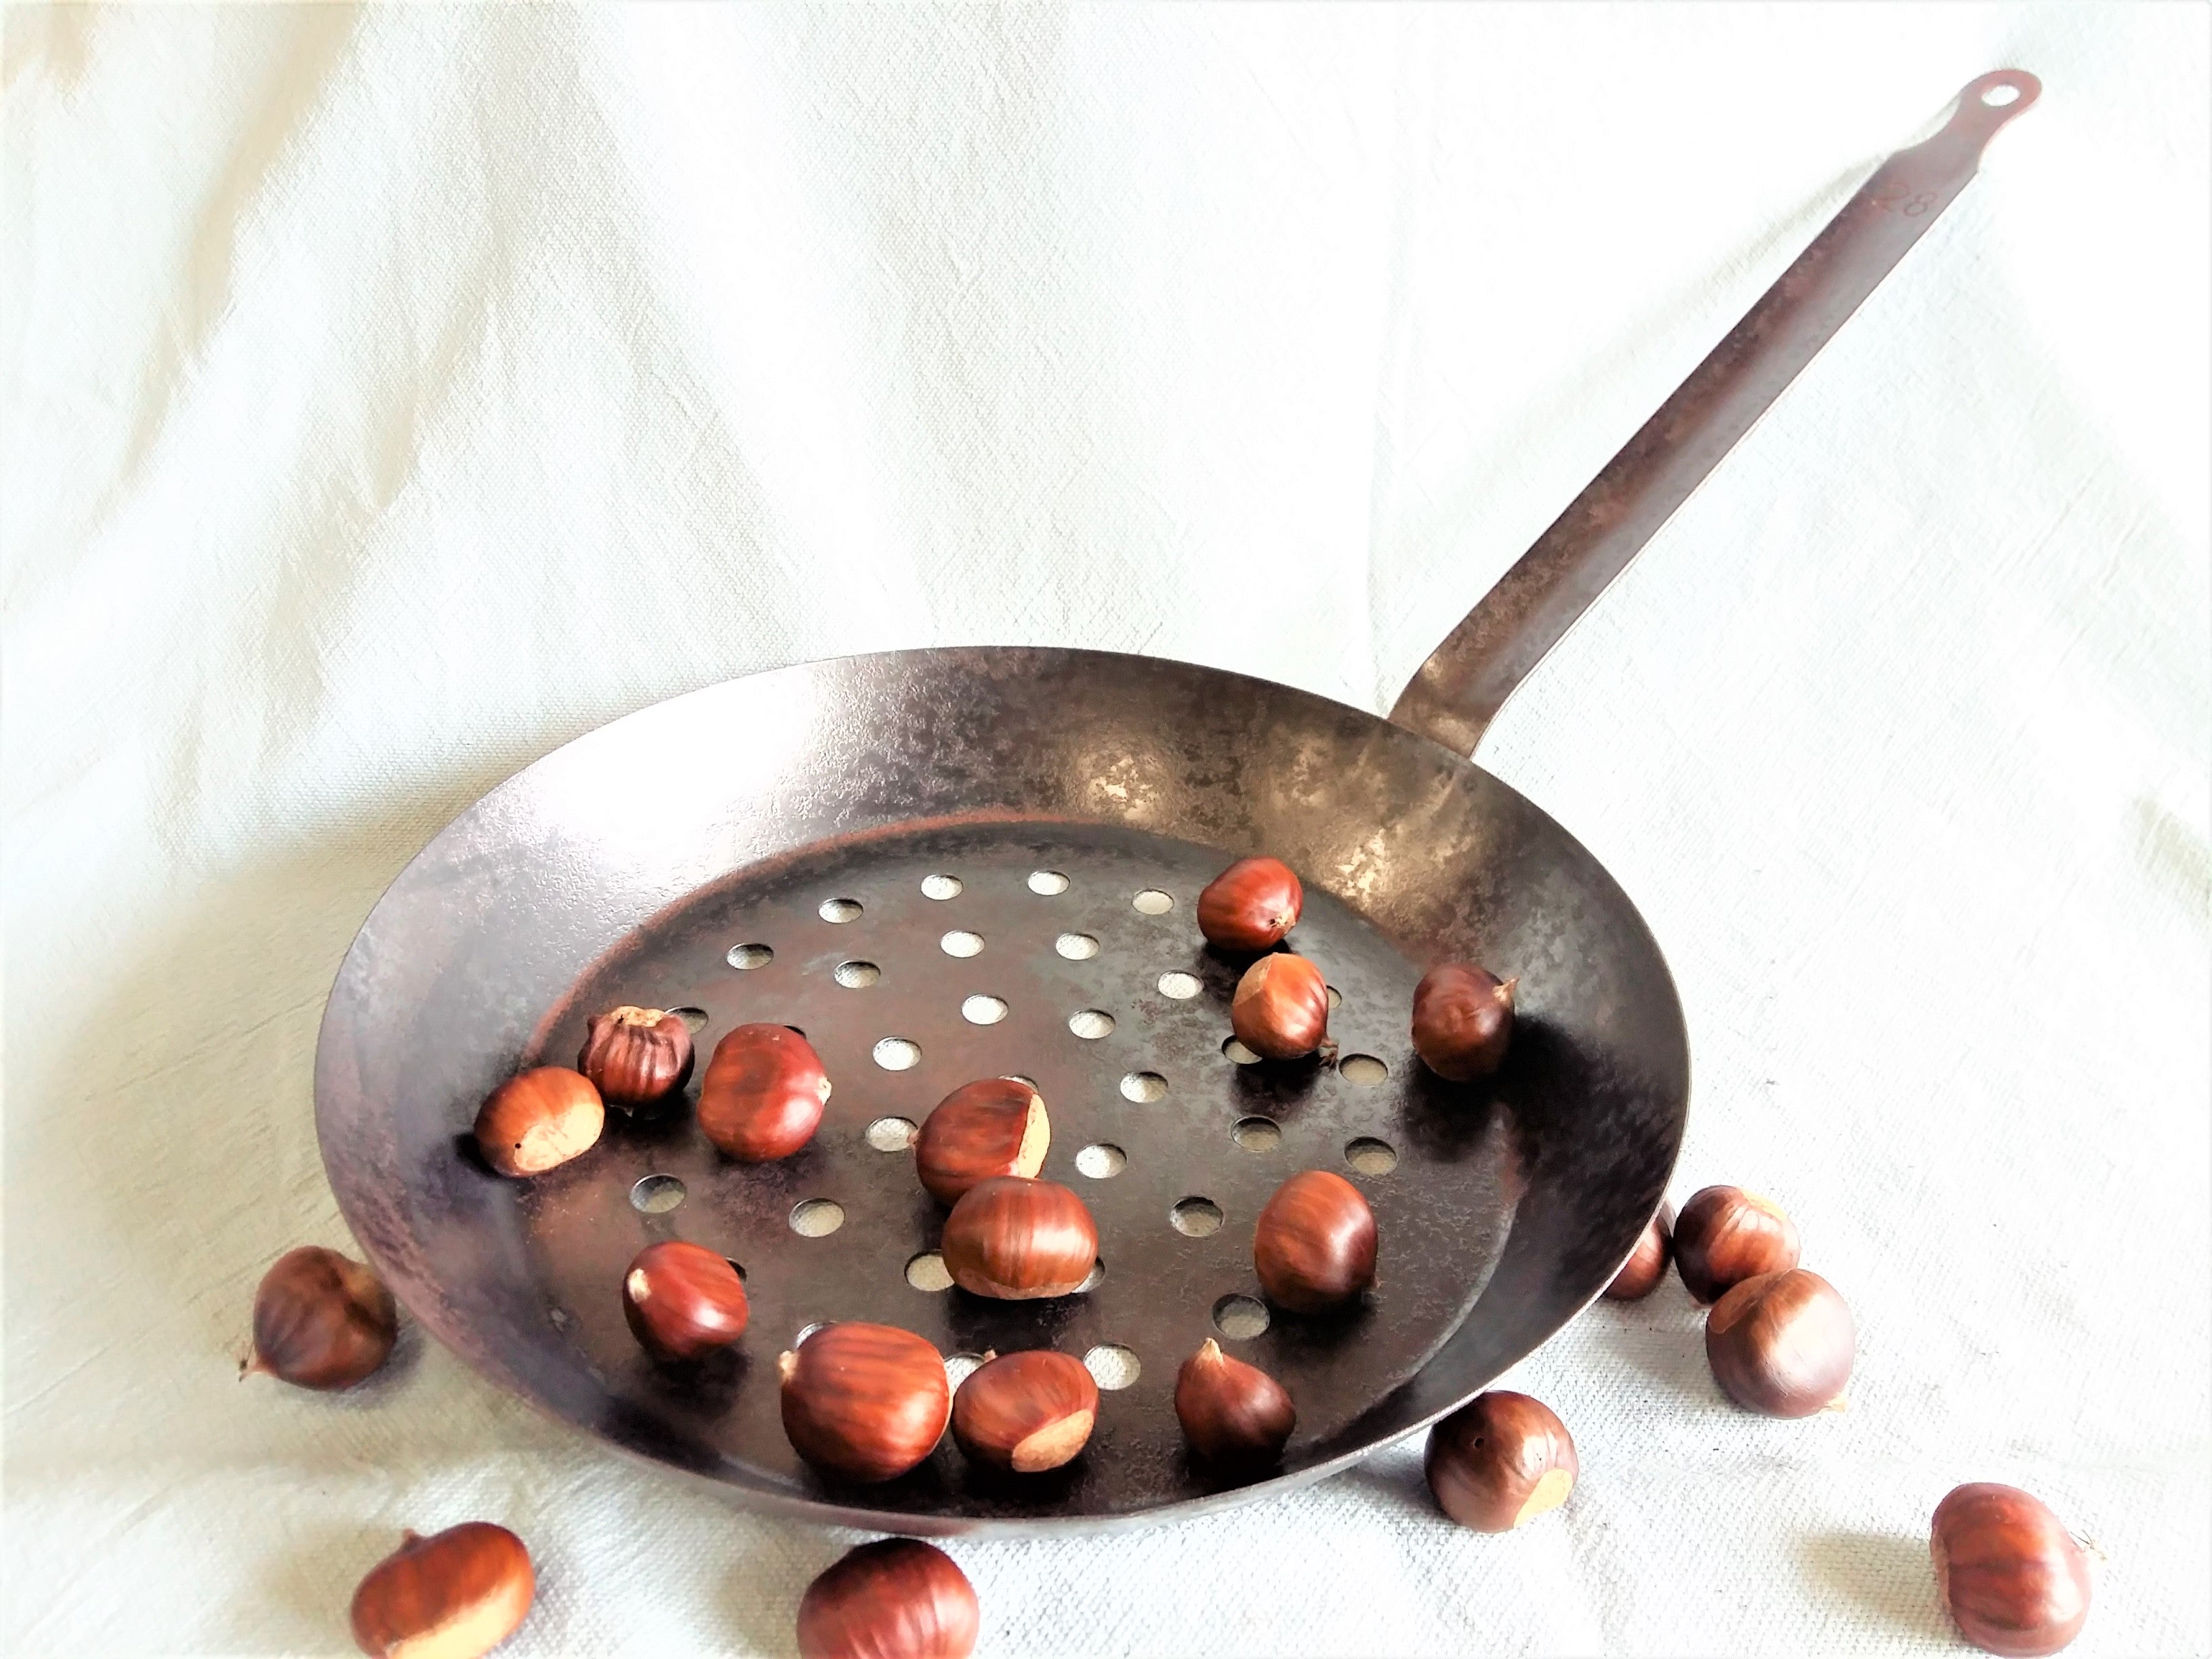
left=724, top=872, right=1393, bottom=1085
left=632, top=865, right=1406, bottom=1390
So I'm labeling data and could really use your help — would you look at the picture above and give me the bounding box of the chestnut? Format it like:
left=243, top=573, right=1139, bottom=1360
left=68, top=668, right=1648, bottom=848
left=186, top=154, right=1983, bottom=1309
left=1425, top=1391, right=1578, bottom=1532
left=1931, top=1483, right=2093, bottom=1657
left=1704, top=1267, right=1853, bottom=1416
left=797, top=1538, right=979, bottom=1659
left=1197, top=855, right=1303, bottom=951
left=1174, top=1338, right=1295, bottom=1471
left=779, top=1322, right=951, bottom=1483
left=1603, top=1201, right=1675, bottom=1300
left=1674, top=1185, right=1801, bottom=1303
left=916, top=1078, right=1049, bottom=1204
left=1229, top=952, right=1332, bottom=1061
left=1253, top=1169, right=1376, bottom=1312
left=472, top=1066, right=604, bottom=1178
left=697, top=1023, right=832, bottom=1161
left=951, top=1349, right=1099, bottom=1472
left=939, top=1176, right=1099, bottom=1300
left=576, top=1004, right=693, bottom=1108
left=243, top=1245, right=398, bottom=1391
left=348, top=1521, right=534, bottom=1659
left=1409, top=962, right=1517, bottom=1080
left=621, top=1240, right=748, bottom=1361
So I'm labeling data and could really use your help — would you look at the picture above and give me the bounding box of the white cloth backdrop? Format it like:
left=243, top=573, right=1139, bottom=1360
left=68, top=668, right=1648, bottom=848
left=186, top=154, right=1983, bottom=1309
left=4, top=4, right=2207, bottom=1654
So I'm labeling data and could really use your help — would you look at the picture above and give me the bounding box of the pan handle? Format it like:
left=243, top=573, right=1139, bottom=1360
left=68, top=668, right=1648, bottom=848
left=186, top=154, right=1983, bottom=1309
left=1387, top=69, right=2041, bottom=757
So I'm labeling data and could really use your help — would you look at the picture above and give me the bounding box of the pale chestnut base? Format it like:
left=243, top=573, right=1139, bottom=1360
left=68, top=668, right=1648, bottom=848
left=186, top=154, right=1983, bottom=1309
left=493, top=1106, right=606, bottom=1185
left=1011, top=1409, right=1094, bottom=1472
left=1013, top=1094, right=1050, bottom=1179
left=1513, top=1467, right=1574, bottom=1528
left=507, top=1106, right=600, bottom=1174
left=381, top=1579, right=533, bottom=1659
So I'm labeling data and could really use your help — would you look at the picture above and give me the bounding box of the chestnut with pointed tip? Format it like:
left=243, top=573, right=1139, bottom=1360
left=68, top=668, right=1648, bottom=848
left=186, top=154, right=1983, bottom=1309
left=1229, top=952, right=1332, bottom=1061
left=698, top=1023, right=832, bottom=1161
left=939, top=1177, right=1099, bottom=1300
left=1705, top=1267, right=1854, bottom=1416
left=1174, top=1339, right=1295, bottom=1471
left=951, top=1349, right=1099, bottom=1473
left=779, top=1322, right=951, bottom=1483
left=621, top=1240, right=748, bottom=1361
left=1674, top=1185, right=1801, bottom=1303
left=916, top=1078, right=1050, bottom=1205
left=577, top=1005, right=693, bottom=1108
left=1197, top=855, right=1304, bottom=952
left=243, top=1245, right=398, bottom=1390
left=797, top=1538, right=979, bottom=1659
left=349, top=1521, right=535, bottom=1659
left=1603, top=1201, right=1675, bottom=1300
left=473, top=1067, right=604, bottom=1178
left=1253, top=1169, right=1376, bottom=1312
left=1410, top=962, right=1517, bottom=1080
left=1425, top=1391, right=1578, bottom=1532
left=1931, top=1483, right=2093, bottom=1656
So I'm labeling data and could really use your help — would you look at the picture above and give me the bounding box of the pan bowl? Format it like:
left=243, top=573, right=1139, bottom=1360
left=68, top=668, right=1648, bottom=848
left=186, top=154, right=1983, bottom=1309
left=315, top=646, right=1688, bottom=1533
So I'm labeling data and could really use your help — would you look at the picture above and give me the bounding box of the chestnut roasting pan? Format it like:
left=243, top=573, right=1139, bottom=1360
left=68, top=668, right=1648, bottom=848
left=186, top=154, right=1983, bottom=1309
left=316, top=75, right=2037, bottom=1535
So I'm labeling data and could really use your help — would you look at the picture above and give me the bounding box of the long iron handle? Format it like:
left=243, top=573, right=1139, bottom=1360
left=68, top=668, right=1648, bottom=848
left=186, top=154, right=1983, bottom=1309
left=1387, top=69, right=2041, bottom=757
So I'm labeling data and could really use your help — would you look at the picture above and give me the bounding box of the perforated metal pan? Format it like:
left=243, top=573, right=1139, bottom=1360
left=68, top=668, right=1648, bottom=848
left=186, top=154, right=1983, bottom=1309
left=315, top=74, right=2036, bottom=1535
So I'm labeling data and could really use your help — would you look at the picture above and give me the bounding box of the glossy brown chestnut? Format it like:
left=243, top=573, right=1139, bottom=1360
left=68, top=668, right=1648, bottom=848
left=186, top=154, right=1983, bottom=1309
left=1229, top=951, right=1332, bottom=1061
left=916, top=1078, right=1050, bottom=1205
left=576, top=1004, right=693, bottom=1108
left=1174, top=1339, right=1296, bottom=1471
left=243, top=1245, right=398, bottom=1390
left=939, top=1176, right=1099, bottom=1300
left=779, top=1322, right=951, bottom=1483
left=472, top=1066, right=604, bottom=1178
left=1425, top=1390, right=1578, bottom=1532
left=1931, top=1483, right=2093, bottom=1657
left=621, top=1240, right=748, bottom=1361
left=1197, top=855, right=1304, bottom=952
left=951, top=1349, right=1099, bottom=1473
left=697, top=1023, right=832, bottom=1161
left=1603, top=1201, right=1675, bottom=1300
left=1705, top=1267, right=1854, bottom=1416
left=1674, top=1185, right=1801, bottom=1303
left=349, top=1522, right=535, bottom=1659
left=797, top=1538, right=979, bottom=1659
left=1409, top=962, right=1517, bottom=1080
left=1253, top=1169, right=1376, bottom=1312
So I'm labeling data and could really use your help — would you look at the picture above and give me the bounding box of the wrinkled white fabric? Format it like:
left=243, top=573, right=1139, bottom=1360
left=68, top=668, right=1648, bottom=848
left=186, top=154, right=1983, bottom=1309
left=3, top=5, right=2207, bottom=1655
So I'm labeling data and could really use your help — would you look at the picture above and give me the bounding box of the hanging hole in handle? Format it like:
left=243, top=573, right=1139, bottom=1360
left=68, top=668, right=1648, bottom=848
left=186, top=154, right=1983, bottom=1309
left=1961, top=68, right=2040, bottom=121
